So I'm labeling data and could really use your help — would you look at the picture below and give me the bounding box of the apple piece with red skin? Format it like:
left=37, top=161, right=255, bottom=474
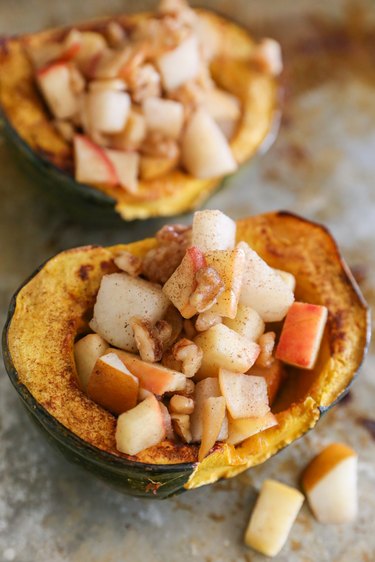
left=192, top=209, right=236, bottom=252
left=87, top=352, right=138, bottom=415
left=108, top=349, right=187, bottom=395
left=74, top=333, right=109, bottom=391
left=248, top=359, right=285, bottom=405
left=227, top=412, right=278, bottom=446
left=115, top=395, right=166, bottom=456
left=276, top=302, right=328, bottom=369
left=163, top=246, right=206, bottom=319
left=190, top=377, right=228, bottom=442
left=37, top=62, right=78, bottom=119
left=74, top=134, right=118, bottom=186
left=106, top=149, right=139, bottom=194
left=199, top=396, right=226, bottom=461
left=159, top=402, right=175, bottom=440
left=218, top=369, right=270, bottom=419
left=194, top=323, right=260, bottom=379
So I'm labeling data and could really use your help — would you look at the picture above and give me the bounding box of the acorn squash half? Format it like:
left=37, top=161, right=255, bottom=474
left=0, top=10, right=278, bottom=221
left=2, top=212, right=370, bottom=498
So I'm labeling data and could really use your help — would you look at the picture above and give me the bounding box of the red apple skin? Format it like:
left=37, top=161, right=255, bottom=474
left=186, top=246, right=207, bottom=271
left=60, top=42, right=81, bottom=62
left=74, top=134, right=119, bottom=186
left=276, top=302, right=328, bottom=369
left=36, top=61, right=67, bottom=78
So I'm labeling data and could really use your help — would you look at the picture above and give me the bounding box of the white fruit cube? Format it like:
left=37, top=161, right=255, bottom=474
left=276, top=302, right=328, bottom=369
left=87, top=89, right=130, bottom=133
left=192, top=210, right=236, bottom=252
left=157, top=34, right=200, bottom=90
left=194, top=324, right=259, bottom=379
left=218, top=370, right=270, bottom=419
left=227, top=412, right=277, bottom=445
left=302, top=443, right=357, bottom=523
left=116, top=395, right=166, bottom=456
left=204, top=246, right=245, bottom=318
left=238, top=241, right=294, bottom=322
left=74, top=333, right=108, bottom=390
left=199, top=396, right=226, bottom=461
left=37, top=63, right=78, bottom=119
left=105, top=149, right=139, bottom=194
left=90, top=273, right=169, bottom=351
left=203, top=88, right=241, bottom=139
left=143, top=97, right=184, bottom=139
left=274, top=268, right=296, bottom=292
left=181, top=108, right=237, bottom=179
left=110, top=109, right=146, bottom=150
left=74, top=134, right=118, bottom=186
left=190, top=377, right=228, bottom=442
left=244, top=480, right=304, bottom=557
left=224, top=305, right=265, bottom=341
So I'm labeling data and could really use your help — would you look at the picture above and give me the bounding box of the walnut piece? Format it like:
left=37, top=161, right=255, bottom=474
left=114, top=251, right=143, bottom=277
left=189, top=267, right=224, bottom=313
left=255, top=331, right=276, bottom=368
left=130, top=317, right=164, bottom=362
left=183, top=318, right=197, bottom=340
left=128, top=63, right=161, bottom=103
left=140, top=131, right=180, bottom=159
left=169, top=394, right=194, bottom=414
left=172, top=338, right=203, bottom=378
left=195, top=311, right=222, bottom=332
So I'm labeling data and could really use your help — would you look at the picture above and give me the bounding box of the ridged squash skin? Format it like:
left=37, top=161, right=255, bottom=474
left=0, top=9, right=278, bottom=221
left=2, top=213, right=370, bottom=497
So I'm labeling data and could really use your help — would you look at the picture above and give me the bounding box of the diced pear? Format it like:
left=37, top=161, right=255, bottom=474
left=203, top=88, right=241, bottom=139
left=218, top=369, right=270, bottom=419
left=74, top=333, right=108, bottom=390
left=157, top=34, right=200, bottom=90
left=143, top=97, right=184, bottom=139
left=87, top=352, right=138, bottom=414
left=227, top=412, right=278, bottom=445
left=199, top=396, right=226, bottom=461
left=87, top=89, right=130, bottom=133
left=190, top=377, right=228, bottom=442
left=192, top=209, right=236, bottom=252
left=274, top=268, right=296, bottom=292
left=90, top=273, right=169, bottom=351
left=194, top=324, right=259, bottom=379
left=224, top=305, right=265, bottom=341
left=115, top=395, right=166, bottom=455
left=248, top=359, right=285, bottom=405
left=238, top=241, right=294, bottom=322
left=110, top=108, right=146, bottom=151
left=244, top=480, right=304, bottom=557
left=276, top=302, right=328, bottom=369
left=302, top=443, right=358, bottom=523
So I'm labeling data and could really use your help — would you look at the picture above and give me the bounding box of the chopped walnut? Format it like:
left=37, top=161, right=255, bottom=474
left=183, top=318, right=197, bottom=340
left=114, top=251, right=143, bottom=277
left=155, top=319, right=173, bottom=345
left=255, top=331, right=276, bottom=368
left=169, top=394, right=194, bottom=414
left=161, top=348, right=183, bottom=371
left=140, top=131, right=180, bottom=160
left=164, top=306, right=183, bottom=347
left=171, top=413, right=192, bottom=443
left=195, top=311, right=222, bottom=332
left=130, top=317, right=164, bottom=362
left=105, top=21, right=127, bottom=48
left=169, top=80, right=205, bottom=119
left=142, top=225, right=191, bottom=284
left=127, top=63, right=161, bottom=103
left=133, top=14, right=191, bottom=57
left=172, top=338, right=202, bottom=378
left=189, top=267, right=224, bottom=313
left=183, top=378, right=195, bottom=396
left=156, top=224, right=192, bottom=245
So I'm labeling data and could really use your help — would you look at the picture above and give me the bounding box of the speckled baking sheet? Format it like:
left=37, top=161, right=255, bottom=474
left=1, top=1, right=375, bottom=561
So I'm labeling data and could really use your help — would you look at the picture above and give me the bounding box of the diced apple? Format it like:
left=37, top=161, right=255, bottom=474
left=89, top=79, right=127, bottom=92
left=244, top=480, right=304, bottom=557
left=169, top=395, right=194, bottom=414
left=181, top=108, right=237, bottom=179
left=238, top=242, right=295, bottom=322
left=274, top=268, right=296, bottom=292
left=138, top=387, right=153, bottom=401
left=74, top=134, right=118, bottom=185
left=276, top=302, right=328, bottom=369
left=108, top=349, right=187, bottom=395
left=90, top=272, right=169, bottom=351
left=87, top=89, right=130, bottom=133
left=203, top=88, right=241, bottom=139
left=115, top=395, right=166, bottom=455
left=190, top=377, right=228, bottom=442
left=159, top=402, right=175, bottom=440
left=204, top=247, right=245, bottom=318
left=75, top=31, right=107, bottom=74
left=143, top=97, right=184, bottom=139
left=37, top=63, right=78, bottom=119
left=110, top=109, right=146, bottom=151
left=302, top=443, right=357, bottom=524
left=105, top=149, right=139, bottom=194
left=74, top=333, right=108, bottom=391
left=218, top=369, right=270, bottom=419
left=163, top=246, right=206, bottom=319
left=199, top=396, right=226, bottom=461
left=224, top=305, right=265, bottom=341
left=192, top=210, right=236, bottom=252
left=140, top=154, right=179, bottom=180
left=227, top=412, right=278, bottom=445
left=171, top=413, right=192, bottom=443
left=248, top=360, right=285, bottom=405
left=194, top=324, right=260, bottom=379
left=87, top=352, right=138, bottom=415
left=195, top=311, right=222, bottom=332
left=157, top=34, right=200, bottom=90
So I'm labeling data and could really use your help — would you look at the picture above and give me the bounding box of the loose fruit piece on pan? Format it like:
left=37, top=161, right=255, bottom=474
left=199, top=396, right=226, bottom=461
left=223, top=304, right=265, bottom=341
left=238, top=241, right=294, bottom=322
left=90, top=272, right=169, bottom=351
left=190, top=377, right=228, bottom=442
left=74, top=333, right=108, bottom=391
left=218, top=369, right=270, bottom=419
left=87, top=352, right=138, bottom=415
left=301, top=443, right=358, bottom=523
left=115, top=395, right=166, bottom=456
left=37, top=63, right=78, bottom=119
left=108, top=349, right=187, bottom=395
left=226, top=412, right=277, bottom=446
left=276, top=302, right=328, bottom=369
left=248, top=359, right=285, bottom=405
left=192, top=209, right=236, bottom=252
left=244, top=479, right=304, bottom=557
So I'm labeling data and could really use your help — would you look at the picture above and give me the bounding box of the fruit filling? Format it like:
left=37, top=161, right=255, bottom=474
left=74, top=210, right=328, bottom=459
left=27, top=0, right=282, bottom=191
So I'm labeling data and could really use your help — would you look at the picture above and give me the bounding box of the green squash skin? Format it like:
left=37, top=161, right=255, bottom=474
left=2, top=274, right=195, bottom=499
